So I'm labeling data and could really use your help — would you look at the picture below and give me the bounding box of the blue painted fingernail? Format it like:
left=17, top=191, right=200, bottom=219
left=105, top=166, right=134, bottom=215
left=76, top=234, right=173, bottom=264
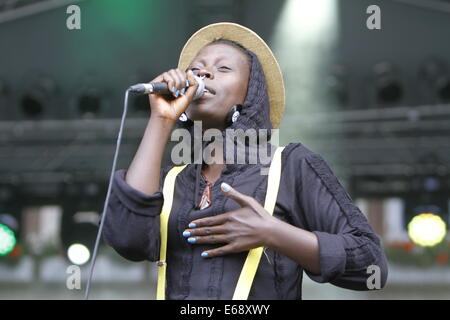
left=189, top=223, right=196, bottom=228
left=221, top=182, right=231, bottom=192
left=175, top=90, right=180, bottom=97
left=201, top=252, right=208, bottom=258
left=171, top=86, right=176, bottom=92
left=183, top=231, right=190, bottom=237
left=188, top=237, right=196, bottom=243
left=181, top=88, right=185, bottom=95
left=185, top=79, right=190, bottom=87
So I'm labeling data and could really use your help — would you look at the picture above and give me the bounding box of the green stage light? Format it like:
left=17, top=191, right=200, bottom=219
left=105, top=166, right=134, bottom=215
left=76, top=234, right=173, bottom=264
left=0, top=223, right=16, bottom=256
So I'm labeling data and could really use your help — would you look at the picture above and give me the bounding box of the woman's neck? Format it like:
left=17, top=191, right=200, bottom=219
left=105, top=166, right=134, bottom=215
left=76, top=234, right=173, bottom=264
left=202, top=163, right=225, bottom=185
left=201, top=140, right=226, bottom=185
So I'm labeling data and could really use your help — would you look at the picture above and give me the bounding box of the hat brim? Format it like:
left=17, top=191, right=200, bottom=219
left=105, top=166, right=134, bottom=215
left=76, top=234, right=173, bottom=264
left=178, top=22, right=285, bottom=129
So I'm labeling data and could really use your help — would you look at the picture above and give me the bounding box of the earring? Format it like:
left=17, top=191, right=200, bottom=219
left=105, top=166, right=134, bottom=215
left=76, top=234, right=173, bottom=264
left=178, top=112, right=193, bottom=126
left=225, top=104, right=243, bottom=127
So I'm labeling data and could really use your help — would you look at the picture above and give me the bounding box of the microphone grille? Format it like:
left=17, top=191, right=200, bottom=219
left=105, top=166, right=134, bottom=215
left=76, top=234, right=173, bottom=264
left=193, top=75, right=205, bottom=100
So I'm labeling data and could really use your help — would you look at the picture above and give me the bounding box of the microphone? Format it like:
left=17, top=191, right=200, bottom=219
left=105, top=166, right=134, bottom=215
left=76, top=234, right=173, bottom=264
left=128, top=75, right=205, bottom=100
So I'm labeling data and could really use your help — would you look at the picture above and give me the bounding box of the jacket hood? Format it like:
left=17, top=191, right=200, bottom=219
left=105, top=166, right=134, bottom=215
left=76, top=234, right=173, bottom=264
left=175, top=46, right=274, bottom=208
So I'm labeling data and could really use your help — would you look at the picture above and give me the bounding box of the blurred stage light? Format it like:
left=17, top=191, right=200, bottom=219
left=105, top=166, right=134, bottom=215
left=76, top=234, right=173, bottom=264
left=419, top=57, right=450, bottom=104
left=0, top=223, right=16, bottom=256
left=0, top=214, right=18, bottom=256
left=271, top=0, right=338, bottom=114
left=67, top=243, right=90, bottom=265
left=78, top=88, right=102, bottom=117
left=326, top=64, right=350, bottom=107
left=83, top=182, right=100, bottom=197
left=61, top=210, right=99, bottom=265
left=408, top=213, right=447, bottom=247
left=373, top=61, right=404, bottom=105
left=272, top=0, right=338, bottom=42
left=21, top=75, right=56, bottom=118
left=75, top=74, right=105, bottom=118
left=423, top=177, right=440, bottom=192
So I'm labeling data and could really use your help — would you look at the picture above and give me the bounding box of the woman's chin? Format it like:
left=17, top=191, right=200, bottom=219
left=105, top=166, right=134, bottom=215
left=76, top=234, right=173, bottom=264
left=187, top=103, right=213, bottom=121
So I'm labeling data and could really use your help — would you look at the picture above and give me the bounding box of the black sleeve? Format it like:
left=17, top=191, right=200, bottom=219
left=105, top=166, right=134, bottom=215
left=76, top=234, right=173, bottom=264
left=101, top=168, right=171, bottom=262
left=287, top=149, right=388, bottom=290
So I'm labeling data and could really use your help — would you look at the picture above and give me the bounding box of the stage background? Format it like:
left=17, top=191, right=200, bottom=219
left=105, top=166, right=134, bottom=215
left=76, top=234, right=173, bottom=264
left=0, top=0, right=449, bottom=299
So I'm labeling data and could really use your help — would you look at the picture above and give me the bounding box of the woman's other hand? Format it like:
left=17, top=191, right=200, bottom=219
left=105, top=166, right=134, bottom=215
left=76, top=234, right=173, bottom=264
left=182, top=182, right=276, bottom=258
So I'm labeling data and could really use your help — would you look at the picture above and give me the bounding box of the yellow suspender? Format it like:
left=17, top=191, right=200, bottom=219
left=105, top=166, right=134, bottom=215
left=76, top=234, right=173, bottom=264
left=232, top=146, right=284, bottom=299
left=156, top=164, right=187, bottom=300
left=156, top=146, right=284, bottom=300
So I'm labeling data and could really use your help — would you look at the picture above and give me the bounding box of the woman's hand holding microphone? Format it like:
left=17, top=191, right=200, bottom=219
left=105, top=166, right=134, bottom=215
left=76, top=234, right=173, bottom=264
left=148, top=68, right=199, bottom=124
left=125, top=68, right=198, bottom=195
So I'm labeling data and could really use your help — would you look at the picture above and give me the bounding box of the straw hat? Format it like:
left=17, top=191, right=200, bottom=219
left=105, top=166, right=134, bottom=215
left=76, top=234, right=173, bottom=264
left=178, top=22, right=285, bottom=128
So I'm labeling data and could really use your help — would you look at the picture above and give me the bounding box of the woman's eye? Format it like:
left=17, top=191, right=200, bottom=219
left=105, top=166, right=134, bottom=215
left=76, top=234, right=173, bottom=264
left=219, top=66, right=231, bottom=71
left=190, top=68, right=200, bottom=75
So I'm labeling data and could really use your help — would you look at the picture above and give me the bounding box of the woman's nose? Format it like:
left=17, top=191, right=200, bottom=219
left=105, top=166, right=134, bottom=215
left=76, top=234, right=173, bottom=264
left=198, top=68, right=213, bottom=79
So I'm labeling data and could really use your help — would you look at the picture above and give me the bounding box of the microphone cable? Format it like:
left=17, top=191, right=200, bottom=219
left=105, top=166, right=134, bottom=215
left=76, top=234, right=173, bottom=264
left=84, top=89, right=130, bottom=300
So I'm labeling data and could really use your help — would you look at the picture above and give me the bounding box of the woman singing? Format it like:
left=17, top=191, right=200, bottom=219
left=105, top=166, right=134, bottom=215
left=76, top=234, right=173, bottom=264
left=102, top=22, right=388, bottom=300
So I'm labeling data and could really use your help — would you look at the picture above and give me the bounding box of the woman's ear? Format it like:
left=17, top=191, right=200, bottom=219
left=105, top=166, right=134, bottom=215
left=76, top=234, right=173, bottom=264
left=225, top=104, right=243, bottom=127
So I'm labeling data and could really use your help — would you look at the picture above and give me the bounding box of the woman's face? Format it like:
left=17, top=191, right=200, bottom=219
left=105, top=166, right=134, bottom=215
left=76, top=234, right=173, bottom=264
left=185, top=43, right=250, bottom=130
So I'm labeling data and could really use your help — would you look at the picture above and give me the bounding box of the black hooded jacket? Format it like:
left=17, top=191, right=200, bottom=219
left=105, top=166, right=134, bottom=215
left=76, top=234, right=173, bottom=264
left=102, top=47, right=388, bottom=299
